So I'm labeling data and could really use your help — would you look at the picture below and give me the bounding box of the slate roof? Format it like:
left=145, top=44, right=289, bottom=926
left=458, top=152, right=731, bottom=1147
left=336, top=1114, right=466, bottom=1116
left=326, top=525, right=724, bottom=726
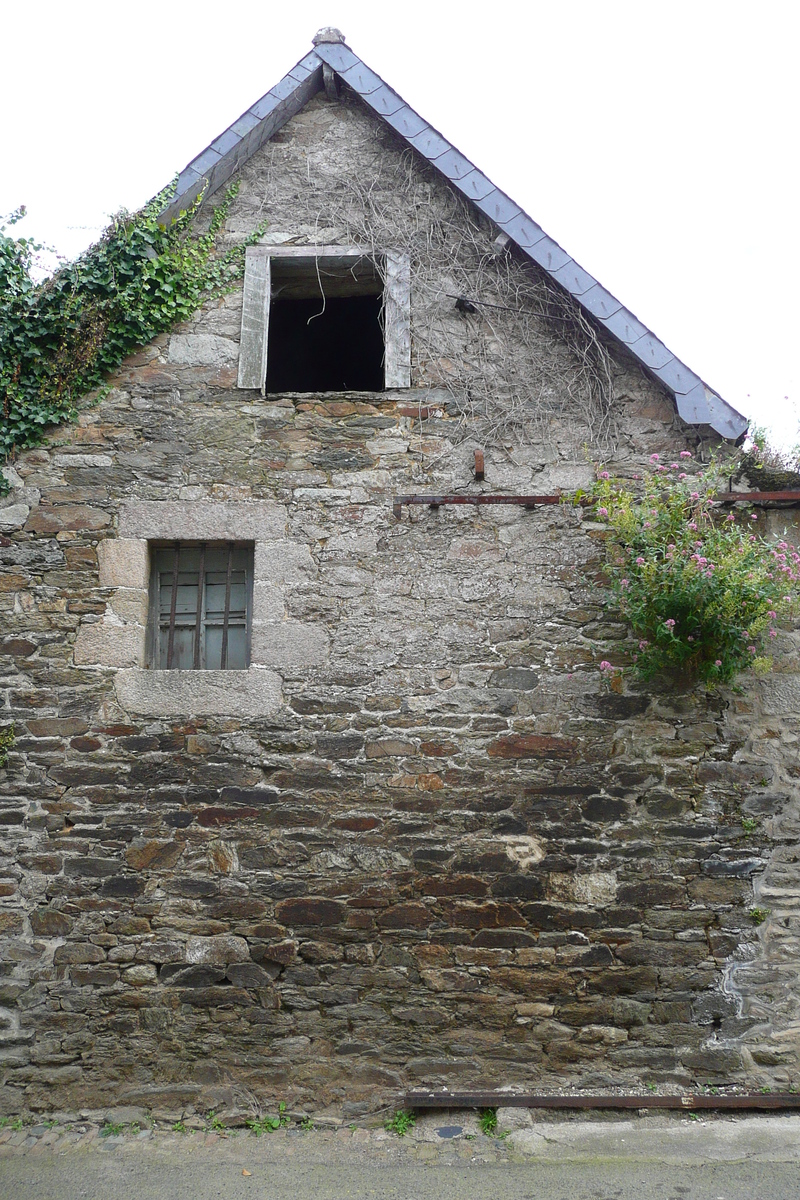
left=159, top=30, right=747, bottom=442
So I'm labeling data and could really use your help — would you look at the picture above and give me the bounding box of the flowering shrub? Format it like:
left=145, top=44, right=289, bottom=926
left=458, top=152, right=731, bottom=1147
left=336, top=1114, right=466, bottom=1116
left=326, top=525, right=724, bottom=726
left=590, top=454, right=800, bottom=682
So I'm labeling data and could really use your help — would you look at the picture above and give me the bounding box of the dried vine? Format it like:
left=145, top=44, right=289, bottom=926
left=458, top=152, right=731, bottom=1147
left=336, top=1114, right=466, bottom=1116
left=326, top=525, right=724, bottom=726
left=237, top=104, right=617, bottom=456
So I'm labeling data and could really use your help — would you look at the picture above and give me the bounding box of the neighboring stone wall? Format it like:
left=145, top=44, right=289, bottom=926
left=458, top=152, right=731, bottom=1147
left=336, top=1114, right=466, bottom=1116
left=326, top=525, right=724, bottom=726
left=1, top=87, right=799, bottom=1119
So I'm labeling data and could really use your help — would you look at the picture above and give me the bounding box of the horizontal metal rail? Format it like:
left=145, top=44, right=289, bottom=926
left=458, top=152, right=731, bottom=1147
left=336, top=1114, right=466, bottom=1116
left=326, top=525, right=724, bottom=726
left=392, top=494, right=565, bottom=519
left=404, top=1090, right=800, bottom=1111
left=716, top=490, right=800, bottom=504
left=392, top=491, right=800, bottom=520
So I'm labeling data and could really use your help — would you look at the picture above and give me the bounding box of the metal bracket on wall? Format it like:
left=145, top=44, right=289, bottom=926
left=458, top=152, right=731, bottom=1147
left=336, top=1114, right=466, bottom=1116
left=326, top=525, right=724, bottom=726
left=392, top=494, right=566, bottom=520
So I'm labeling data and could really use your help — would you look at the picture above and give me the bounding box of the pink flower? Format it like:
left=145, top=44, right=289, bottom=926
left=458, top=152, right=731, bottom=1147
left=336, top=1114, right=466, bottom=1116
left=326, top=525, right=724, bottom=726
left=636, top=556, right=645, bottom=565
left=599, top=471, right=610, bottom=480
left=714, top=659, right=722, bottom=667
left=638, top=639, right=649, bottom=650
left=649, top=453, right=660, bottom=462
left=678, top=473, right=687, bottom=480
left=768, top=610, right=777, bottom=619
left=680, top=450, right=692, bottom=459
left=670, top=463, right=679, bottom=470
left=688, top=522, right=697, bottom=531
left=599, top=661, right=613, bottom=672
left=769, top=629, right=777, bottom=638
left=665, top=619, right=676, bottom=629
left=691, top=492, right=700, bottom=500
left=620, top=578, right=629, bottom=589
left=748, top=645, right=757, bottom=654
left=598, top=507, right=608, bottom=517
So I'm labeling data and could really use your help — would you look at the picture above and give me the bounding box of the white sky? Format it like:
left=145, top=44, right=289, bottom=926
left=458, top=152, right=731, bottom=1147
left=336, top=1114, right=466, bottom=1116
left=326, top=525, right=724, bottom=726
left=2, top=1, right=797, bottom=445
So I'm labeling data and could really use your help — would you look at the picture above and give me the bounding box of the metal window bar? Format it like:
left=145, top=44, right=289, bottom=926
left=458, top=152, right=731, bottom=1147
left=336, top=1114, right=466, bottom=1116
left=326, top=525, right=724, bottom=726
left=166, top=542, right=181, bottom=669
left=192, top=542, right=206, bottom=670
left=156, top=544, right=251, bottom=670
left=220, top=543, right=233, bottom=670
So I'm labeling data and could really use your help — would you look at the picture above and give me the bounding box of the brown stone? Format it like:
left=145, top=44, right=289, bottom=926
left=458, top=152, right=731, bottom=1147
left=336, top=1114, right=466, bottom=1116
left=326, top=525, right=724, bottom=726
left=70, top=736, right=102, bottom=752
left=197, top=807, right=259, bottom=826
left=54, top=942, right=106, bottom=965
left=487, top=734, right=576, bottom=759
left=365, top=738, right=416, bottom=758
left=30, top=910, right=72, bottom=936
left=25, top=505, right=111, bottom=533
left=378, top=903, right=432, bottom=929
left=417, top=874, right=488, bottom=897
left=26, top=718, right=89, bottom=737
left=331, top=815, right=382, bottom=832
left=1, top=638, right=36, bottom=657
left=276, top=898, right=346, bottom=927
left=419, top=740, right=457, bottom=757
left=126, top=840, right=184, bottom=871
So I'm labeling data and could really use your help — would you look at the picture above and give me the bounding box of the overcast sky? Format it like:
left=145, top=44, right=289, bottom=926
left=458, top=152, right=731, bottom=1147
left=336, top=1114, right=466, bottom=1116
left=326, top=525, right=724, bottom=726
left=2, top=1, right=797, bottom=444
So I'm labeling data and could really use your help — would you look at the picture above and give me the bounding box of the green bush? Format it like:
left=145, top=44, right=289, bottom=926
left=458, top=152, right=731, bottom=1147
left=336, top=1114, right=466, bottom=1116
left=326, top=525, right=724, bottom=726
left=1, top=184, right=264, bottom=481
left=589, top=454, right=799, bottom=683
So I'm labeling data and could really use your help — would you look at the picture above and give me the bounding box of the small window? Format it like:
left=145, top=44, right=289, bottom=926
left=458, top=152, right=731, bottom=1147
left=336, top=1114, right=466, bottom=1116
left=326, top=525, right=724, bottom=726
left=148, top=543, right=253, bottom=670
left=238, top=247, right=411, bottom=394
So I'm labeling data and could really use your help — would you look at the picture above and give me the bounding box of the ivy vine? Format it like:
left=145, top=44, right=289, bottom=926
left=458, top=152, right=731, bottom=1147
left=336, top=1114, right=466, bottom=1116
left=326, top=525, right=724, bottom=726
left=1, top=182, right=262, bottom=491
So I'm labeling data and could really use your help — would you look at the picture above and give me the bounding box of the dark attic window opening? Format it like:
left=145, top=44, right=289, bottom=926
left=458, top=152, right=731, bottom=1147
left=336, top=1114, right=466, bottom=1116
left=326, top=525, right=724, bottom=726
left=266, top=256, right=385, bottom=393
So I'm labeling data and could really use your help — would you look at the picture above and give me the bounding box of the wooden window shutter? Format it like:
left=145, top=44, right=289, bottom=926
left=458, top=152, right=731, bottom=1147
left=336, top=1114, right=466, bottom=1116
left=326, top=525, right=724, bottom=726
left=384, top=252, right=411, bottom=389
left=237, top=248, right=271, bottom=392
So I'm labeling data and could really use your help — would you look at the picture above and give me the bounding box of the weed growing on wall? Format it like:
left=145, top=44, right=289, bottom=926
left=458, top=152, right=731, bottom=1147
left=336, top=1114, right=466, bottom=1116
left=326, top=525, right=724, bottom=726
left=591, top=455, right=800, bottom=683
left=0, top=184, right=263, bottom=485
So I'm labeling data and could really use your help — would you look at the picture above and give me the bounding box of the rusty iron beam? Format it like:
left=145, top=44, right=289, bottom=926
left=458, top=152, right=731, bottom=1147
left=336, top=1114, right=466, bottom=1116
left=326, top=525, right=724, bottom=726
left=392, top=491, right=800, bottom=520
left=404, top=1090, right=800, bottom=1111
left=392, top=494, right=565, bottom=519
left=716, top=491, right=800, bottom=504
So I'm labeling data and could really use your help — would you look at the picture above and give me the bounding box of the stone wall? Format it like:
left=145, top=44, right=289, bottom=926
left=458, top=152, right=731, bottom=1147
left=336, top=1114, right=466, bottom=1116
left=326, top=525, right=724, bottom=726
left=1, top=87, right=799, bottom=1119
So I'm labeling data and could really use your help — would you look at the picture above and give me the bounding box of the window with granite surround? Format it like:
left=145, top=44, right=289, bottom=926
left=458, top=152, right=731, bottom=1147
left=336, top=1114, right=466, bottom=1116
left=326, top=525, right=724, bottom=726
left=148, top=543, right=253, bottom=670
left=73, top=501, right=329, bottom=718
left=237, top=246, right=411, bottom=395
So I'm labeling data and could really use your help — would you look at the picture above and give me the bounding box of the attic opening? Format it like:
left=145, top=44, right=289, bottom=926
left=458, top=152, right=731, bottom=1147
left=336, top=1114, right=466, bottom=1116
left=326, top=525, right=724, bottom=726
left=238, top=246, right=411, bottom=394
left=266, top=256, right=384, bottom=393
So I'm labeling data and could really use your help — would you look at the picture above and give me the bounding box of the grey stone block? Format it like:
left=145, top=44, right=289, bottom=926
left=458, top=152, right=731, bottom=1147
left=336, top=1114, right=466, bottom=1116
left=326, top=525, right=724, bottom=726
left=0, top=505, right=30, bottom=531
left=119, top=501, right=286, bottom=541
left=114, top=666, right=282, bottom=717
left=168, top=334, right=238, bottom=365
left=98, top=539, right=148, bottom=589
left=74, top=621, right=145, bottom=668
left=251, top=621, right=329, bottom=668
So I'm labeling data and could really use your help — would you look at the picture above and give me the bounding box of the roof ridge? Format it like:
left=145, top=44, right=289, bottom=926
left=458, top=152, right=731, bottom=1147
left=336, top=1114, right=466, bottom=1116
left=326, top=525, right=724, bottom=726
left=159, top=36, right=746, bottom=442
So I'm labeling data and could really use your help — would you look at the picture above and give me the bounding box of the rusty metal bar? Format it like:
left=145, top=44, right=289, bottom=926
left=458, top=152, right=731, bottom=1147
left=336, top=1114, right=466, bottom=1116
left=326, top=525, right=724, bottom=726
left=404, top=1090, right=800, bottom=1111
left=392, top=491, right=800, bottom=520
left=716, top=491, right=800, bottom=504
left=392, top=494, right=565, bottom=519
left=166, top=542, right=181, bottom=669
left=192, top=542, right=206, bottom=670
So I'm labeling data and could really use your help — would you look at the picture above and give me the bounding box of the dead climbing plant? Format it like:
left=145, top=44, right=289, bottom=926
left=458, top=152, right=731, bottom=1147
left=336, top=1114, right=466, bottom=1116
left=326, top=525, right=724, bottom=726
left=238, top=109, right=617, bottom=460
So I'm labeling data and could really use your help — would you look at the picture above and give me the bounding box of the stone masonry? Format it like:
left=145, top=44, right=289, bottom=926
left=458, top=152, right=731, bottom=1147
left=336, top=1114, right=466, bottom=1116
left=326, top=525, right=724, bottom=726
left=2, top=87, right=800, bottom=1118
